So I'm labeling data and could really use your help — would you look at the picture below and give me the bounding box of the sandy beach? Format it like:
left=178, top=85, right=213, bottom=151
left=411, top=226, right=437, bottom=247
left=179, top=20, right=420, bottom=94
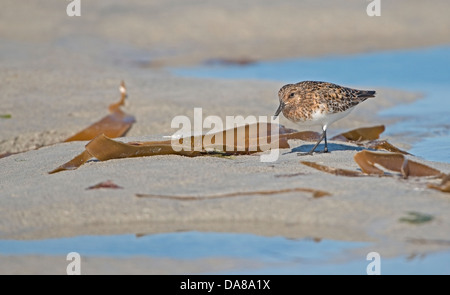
left=1, top=0, right=450, bottom=274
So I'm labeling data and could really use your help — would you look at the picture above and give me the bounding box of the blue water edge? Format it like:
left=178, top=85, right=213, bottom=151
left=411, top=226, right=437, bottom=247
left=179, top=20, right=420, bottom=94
left=171, top=46, right=450, bottom=163
left=1, top=232, right=449, bottom=274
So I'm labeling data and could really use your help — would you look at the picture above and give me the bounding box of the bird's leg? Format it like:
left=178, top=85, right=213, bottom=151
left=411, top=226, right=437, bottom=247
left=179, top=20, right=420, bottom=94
left=297, top=130, right=325, bottom=156
left=323, top=129, right=328, bottom=153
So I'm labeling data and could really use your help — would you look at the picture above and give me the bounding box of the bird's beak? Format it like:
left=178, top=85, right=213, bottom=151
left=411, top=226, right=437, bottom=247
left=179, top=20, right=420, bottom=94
left=273, top=102, right=284, bottom=119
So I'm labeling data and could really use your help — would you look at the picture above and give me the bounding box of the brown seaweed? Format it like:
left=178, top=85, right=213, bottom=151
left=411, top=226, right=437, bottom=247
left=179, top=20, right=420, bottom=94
left=86, top=180, right=123, bottom=190
left=331, top=125, right=409, bottom=154
left=64, top=81, right=135, bottom=142
left=427, top=174, right=450, bottom=193
left=50, top=123, right=324, bottom=173
left=275, top=172, right=306, bottom=178
left=0, top=152, right=14, bottom=159
left=0, top=82, right=134, bottom=159
left=136, top=187, right=330, bottom=200
left=331, top=125, right=385, bottom=141
left=364, top=140, right=410, bottom=155
left=301, top=161, right=363, bottom=177
left=353, top=150, right=443, bottom=178
left=297, top=150, right=448, bottom=195
left=47, top=124, right=410, bottom=173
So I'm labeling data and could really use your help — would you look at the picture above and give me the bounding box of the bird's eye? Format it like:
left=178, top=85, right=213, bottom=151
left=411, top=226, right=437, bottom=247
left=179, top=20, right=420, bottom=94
left=289, top=92, right=295, bottom=98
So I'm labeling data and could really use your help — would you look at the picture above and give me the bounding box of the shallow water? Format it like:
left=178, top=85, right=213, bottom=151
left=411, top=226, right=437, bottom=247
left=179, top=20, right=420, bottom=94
left=1, top=232, right=449, bottom=274
left=172, top=46, right=450, bottom=163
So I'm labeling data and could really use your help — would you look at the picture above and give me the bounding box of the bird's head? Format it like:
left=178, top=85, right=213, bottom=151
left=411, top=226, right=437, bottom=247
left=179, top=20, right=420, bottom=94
left=274, top=84, right=298, bottom=119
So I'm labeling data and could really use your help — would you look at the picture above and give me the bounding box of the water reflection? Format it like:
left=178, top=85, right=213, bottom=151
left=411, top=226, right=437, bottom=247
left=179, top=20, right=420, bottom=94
left=1, top=232, right=449, bottom=274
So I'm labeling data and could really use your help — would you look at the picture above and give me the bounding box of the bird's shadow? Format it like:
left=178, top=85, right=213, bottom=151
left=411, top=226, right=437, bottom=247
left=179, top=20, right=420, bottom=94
left=286, top=143, right=365, bottom=155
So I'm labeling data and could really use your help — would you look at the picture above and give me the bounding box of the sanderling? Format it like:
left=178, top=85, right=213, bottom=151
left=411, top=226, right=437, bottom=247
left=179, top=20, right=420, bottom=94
left=274, top=81, right=376, bottom=155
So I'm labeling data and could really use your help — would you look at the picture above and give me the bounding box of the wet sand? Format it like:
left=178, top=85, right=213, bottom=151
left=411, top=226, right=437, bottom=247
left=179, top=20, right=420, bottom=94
left=1, top=0, right=450, bottom=274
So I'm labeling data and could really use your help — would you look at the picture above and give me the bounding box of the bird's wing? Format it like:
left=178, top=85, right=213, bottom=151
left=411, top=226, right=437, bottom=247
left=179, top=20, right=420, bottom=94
left=322, top=84, right=376, bottom=113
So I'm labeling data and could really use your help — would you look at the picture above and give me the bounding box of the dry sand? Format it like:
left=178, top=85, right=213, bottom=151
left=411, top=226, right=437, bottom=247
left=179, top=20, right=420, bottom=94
left=1, top=0, right=450, bottom=274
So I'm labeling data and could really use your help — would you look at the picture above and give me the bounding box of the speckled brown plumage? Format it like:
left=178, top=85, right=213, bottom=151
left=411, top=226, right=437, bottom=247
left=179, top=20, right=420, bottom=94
left=274, top=81, right=376, bottom=154
left=277, top=81, right=375, bottom=121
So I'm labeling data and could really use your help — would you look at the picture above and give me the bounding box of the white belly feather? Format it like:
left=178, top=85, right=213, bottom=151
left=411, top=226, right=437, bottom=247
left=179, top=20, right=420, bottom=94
left=296, top=107, right=355, bottom=131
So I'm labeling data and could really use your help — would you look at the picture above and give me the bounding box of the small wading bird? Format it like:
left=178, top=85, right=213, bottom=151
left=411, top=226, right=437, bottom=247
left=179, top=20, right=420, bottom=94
left=274, top=81, right=376, bottom=155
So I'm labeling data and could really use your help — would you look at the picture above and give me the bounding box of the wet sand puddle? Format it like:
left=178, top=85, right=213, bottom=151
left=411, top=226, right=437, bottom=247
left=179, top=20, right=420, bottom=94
left=2, top=232, right=450, bottom=274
